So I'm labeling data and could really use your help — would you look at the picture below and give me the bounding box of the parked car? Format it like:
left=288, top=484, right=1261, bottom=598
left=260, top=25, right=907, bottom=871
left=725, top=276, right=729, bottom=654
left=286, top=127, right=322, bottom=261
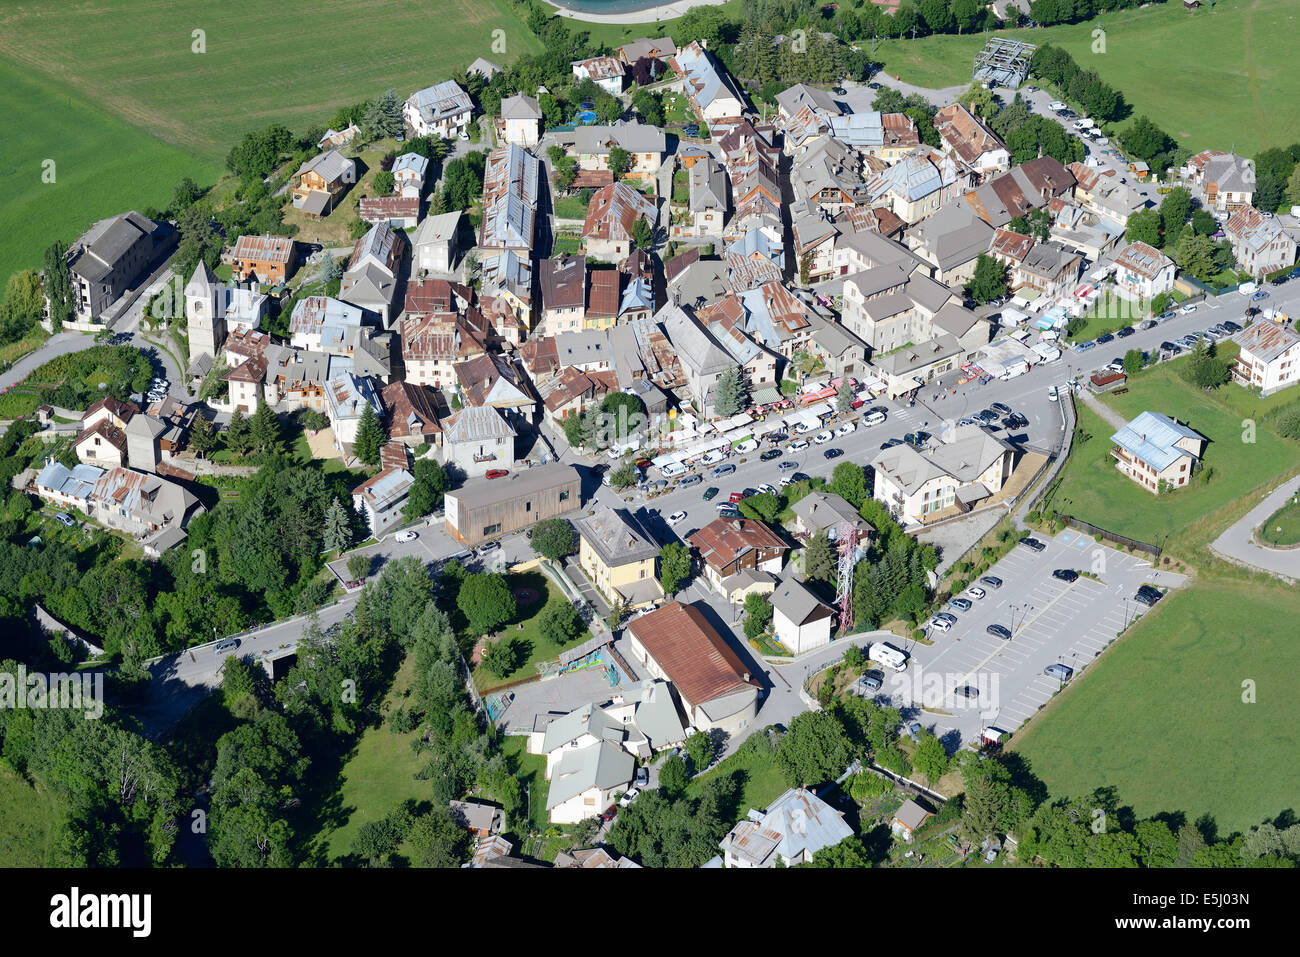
left=980, top=575, right=1003, bottom=589
left=836, top=422, right=856, bottom=436
left=789, top=439, right=810, bottom=452
left=791, top=472, right=812, bottom=483
left=710, top=463, right=736, bottom=478
left=1003, top=412, right=1029, bottom=430
left=1116, top=325, right=1135, bottom=338
left=948, top=597, right=973, bottom=612
left=863, top=410, right=887, bottom=425
left=1048, top=385, right=1059, bottom=402
left=1075, top=340, right=1098, bottom=352
left=619, top=788, right=640, bottom=807
left=635, top=766, right=649, bottom=787
left=858, top=672, right=883, bottom=693
left=214, top=638, right=240, bottom=653
left=1018, top=537, right=1046, bottom=552
left=760, top=448, right=783, bottom=461
left=1157, top=310, right=1176, bottom=321
left=987, top=624, right=1012, bottom=640
left=395, top=530, right=418, bottom=543
left=880, top=437, right=904, bottom=450
left=955, top=685, right=980, bottom=699
left=1181, top=303, right=1199, bottom=314
left=1139, top=319, right=1158, bottom=330
left=777, top=460, right=798, bottom=471
left=716, top=505, right=740, bottom=518
left=990, top=402, right=1012, bottom=415
left=1096, top=332, right=1115, bottom=344
left=1159, top=341, right=1182, bottom=355
left=903, top=431, right=930, bottom=448
left=823, top=447, right=844, bottom=460
left=966, top=585, right=987, bottom=600
left=1044, top=663, right=1074, bottom=681
left=702, top=486, right=720, bottom=501
left=929, top=614, right=955, bottom=632
left=485, top=468, right=509, bottom=479
left=54, top=512, right=76, bottom=527
left=1134, top=585, right=1163, bottom=606
left=599, top=805, right=617, bottom=823
left=680, top=474, right=703, bottom=487
left=1052, top=568, right=1079, bottom=583
left=813, top=430, right=833, bottom=444
left=974, top=409, right=999, bottom=424
left=668, top=510, right=688, bottom=524
left=476, top=541, right=501, bottom=557
left=1251, top=290, right=1269, bottom=301
left=729, top=491, right=745, bottom=504
left=1222, top=320, right=1242, bottom=333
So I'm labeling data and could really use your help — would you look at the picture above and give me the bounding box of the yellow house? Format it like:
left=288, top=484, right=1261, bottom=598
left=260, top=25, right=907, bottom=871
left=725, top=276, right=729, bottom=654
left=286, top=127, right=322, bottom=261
left=576, top=506, right=663, bottom=610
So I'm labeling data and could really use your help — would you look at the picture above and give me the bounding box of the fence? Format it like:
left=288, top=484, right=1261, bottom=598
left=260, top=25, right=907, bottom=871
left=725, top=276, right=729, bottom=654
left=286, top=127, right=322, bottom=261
left=1059, top=515, right=1161, bottom=558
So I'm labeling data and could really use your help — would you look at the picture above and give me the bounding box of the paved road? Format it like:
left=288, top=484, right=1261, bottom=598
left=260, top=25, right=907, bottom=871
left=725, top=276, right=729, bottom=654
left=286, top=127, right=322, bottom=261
left=1210, top=473, right=1300, bottom=582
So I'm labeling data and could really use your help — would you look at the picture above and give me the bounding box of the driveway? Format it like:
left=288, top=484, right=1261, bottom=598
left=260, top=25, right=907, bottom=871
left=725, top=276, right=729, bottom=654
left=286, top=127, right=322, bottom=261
left=1210, top=473, right=1300, bottom=583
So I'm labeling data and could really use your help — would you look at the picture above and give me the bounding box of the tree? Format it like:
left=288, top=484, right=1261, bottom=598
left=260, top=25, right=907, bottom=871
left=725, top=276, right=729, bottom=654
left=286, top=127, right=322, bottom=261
left=743, top=592, right=773, bottom=640
left=187, top=412, right=217, bottom=455
left=739, top=491, right=781, bottom=524
left=599, top=391, right=646, bottom=440
left=480, top=636, right=523, bottom=677
left=362, top=88, right=404, bottom=140
left=372, top=170, right=396, bottom=195
left=830, top=461, right=868, bottom=508
left=776, top=711, right=854, bottom=788
left=171, top=177, right=204, bottom=213
left=1190, top=208, right=1217, bottom=236
left=321, top=497, right=352, bottom=554
left=346, top=553, right=370, bottom=583
left=1170, top=233, right=1219, bottom=282
left=0, top=269, right=44, bottom=343
left=43, top=242, right=74, bottom=333
left=804, top=835, right=876, bottom=868
left=965, top=254, right=1008, bottom=305
left=1125, top=208, right=1163, bottom=248
left=224, top=409, right=251, bottom=456
left=713, top=366, right=750, bottom=418
left=407, top=805, right=471, bottom=867
left=608, top=461, right=639, bottom=490
left=912, top=732, right=949, bottom=783
left=531, top=518, right=576, bottom=560
left=1122, top=349, right=1144, bottom=376
left=352, top=402, right=386, bottom=466
left=659, top=541, right=691, bottom=596
left=836, top=382, right=854, bottom=413
left=684, top=731, right=714, bottom=773
left=1159, top=187, right=1192, bottom=236
left=249, top=401, right=283, bottom=455
left=630, top=215, right=654, bottom=250
left=804, top=531, right=836, bottom=585
left=539, top=600, right=584, bottom=646
left=608, top=145, right=633, bottom=176
left=1123, top=115, right=1175, bottom=167
left=457, top=572, right=516, bottom=636
left=658, top=754, right=689, bottom=797
left=402, top=459, right=449, bottom=521
left=175, top=204, right=223, bottom=281
left=1182, top=337, right=1231, bottom=390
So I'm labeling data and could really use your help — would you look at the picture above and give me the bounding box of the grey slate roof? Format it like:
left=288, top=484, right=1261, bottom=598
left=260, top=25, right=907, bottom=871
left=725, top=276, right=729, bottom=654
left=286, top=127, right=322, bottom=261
left=576, top=506, right=659, bottom=568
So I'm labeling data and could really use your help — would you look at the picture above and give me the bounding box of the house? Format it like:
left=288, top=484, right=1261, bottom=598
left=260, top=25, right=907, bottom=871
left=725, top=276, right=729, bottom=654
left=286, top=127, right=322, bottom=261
left=699, top=294, right=780, bottom=391
left=791, top=137, right=865, bottom=217
left=352, top=467, right=414, bottom=536
left=32, top=460, right=103, bottom=514
left=289, top=296, right=365, bottom=354
left=737, top=281, right=817, bottom=360
left=340, top=222, right=406, bottom=324
left=686, top=158, right=729, bottom=239
left=688, top=516, right=790, bottom=598
left=545, top=738, right=634, bottom=824
left=316, top=123, right=359, bottom=150
left=770, top=577, right=836, bottom=656
left=381, top=380, right=445, bottom=449
left=866, top=147, right=969, bottom=224
left=963, top=157, right=1075, bottom=228
left=453, top=352, right=537, bottom=420
left=478, top=250, right=535, bottom=330
left=792, top=215, right=839, bottom=284
left=230, top=234, right=297, bottom=285
left=538, top=365, right=616, bottom=425
left=934, top=103, right=1010, bottom=176
left=576, top=506, right=663, bottom=609
left=809, top=320, right=871, bottom=380
left=52, top=211, right=169, bottom=327
left=657, top=303, right=735, bottom=416
left=583, top=182, right=657, bottom=260
left=1067, top=162, right=1149, bottom=224
left=1185, top=150, right=1254, bottom=212
left=404, top=80, right=474, bottom=138
left=571, top=55, right=626, bottom=95
left=1012, top=242, right=1082, bottom=300
left=891, top=799, right=933, bottom=842
left=392, top=152, right=430, bottom=199
left=616, top=37, right=677, bottom=65
left=574, top=122, right=667, bottom=178
left=358, top=195, right=420, bottom=229
left=185, top=262, right=269, bottom=362
left=401, top=311, right=483, bottom=389
left=467, top=57, right=502, bottom=80
left=400, top=276, right=473, bottom=320
left=585, top=269, right=622, bottom=331
left=74, top=417, right=128, bottom=468
left=553, top=330, right=613, bottom=373
left=479, top=144, right=540, bottom=254
left=790, top=490, right=871, bottom=544
left=529, top=681, right=685, bottom=769
left=324, top=371, right=383, bottom=456
left=1113, top=241, right=1176, bottom=301
left=871, top=424, right=1017, bottom=524
left=291, top=150, right=356, bottom=219
left=1224, top=205, right=1297, bottom=279
left=839, top=264, right=985, bottom=357
left=553, top=847, right=641, bottom=869
left=412, top=210, right=463, bottom=276
left=1109, top=411, right=1207, bottom=493
left=672, top=41, right=747, bottom=122
left=444, top=463, right=582, bottom=545
left=499, top=92, right=542, bottom=147
left=1230, top=321, right=1300, bottom=395
left=448, top=800, right=504, bottom=837
left=720, top=787, right=854, bottom=866
left=539, top=254, right=588, bottom=335
left=34, top=459, right=202, bottom=551
left=625, top=601, right=761, bottom=735
left=904, top=202, right=995, bottom=285
left=441, top=405, right=517, bottom=479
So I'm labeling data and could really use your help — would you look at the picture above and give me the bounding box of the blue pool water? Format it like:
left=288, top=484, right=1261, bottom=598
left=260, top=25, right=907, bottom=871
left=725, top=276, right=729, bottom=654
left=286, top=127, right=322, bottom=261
left=550, top=0, right=675, bottom=14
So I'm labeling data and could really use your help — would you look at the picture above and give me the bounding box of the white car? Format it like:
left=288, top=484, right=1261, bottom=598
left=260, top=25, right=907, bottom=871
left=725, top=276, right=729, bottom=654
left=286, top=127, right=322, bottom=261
left=476, top=541, right=501, bottom=557
left=757, top=483, right=777, bottom=497
left=699, top=450, right=725, bottom=466
left=835, top=422, right=856, bottom=436
left=668, top=510, right=688, bottom=524
left=660, top=462, right=686, bottom=478
left=929, top=616, right=953, bottom=632
left=789, top=439, right=810, bottom=452
left=813, top=430, right=833, bottom=444
left=394, top=530, right=418, bottom=543
left=618, top=788, right=640, bottom=807
left=1048, top=385, right=1059, bottom=402
left=1180, top=303, right=1198, bottom=314
left=734, top=439, right=759, bottom=454
left=794, top=421, right=815, bottom=434
left=966, top=586, right=987, bottom=600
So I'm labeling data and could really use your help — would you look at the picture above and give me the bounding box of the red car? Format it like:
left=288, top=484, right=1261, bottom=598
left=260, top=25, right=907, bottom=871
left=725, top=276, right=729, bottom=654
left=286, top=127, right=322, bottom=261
left=485, top=468, right=509, bottom=479
left=728, top=491, right=744, bottom=504
left=634, top=457, right=651, bottom=469
left=600, top=805, right=617, bottom=823
left=850, top=398, right=865, bottom=410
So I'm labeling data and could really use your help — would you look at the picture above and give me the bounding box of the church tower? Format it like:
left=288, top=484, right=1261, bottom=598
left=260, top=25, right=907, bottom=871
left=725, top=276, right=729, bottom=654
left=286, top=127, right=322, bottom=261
left=185, top=261, right=226, bottom=361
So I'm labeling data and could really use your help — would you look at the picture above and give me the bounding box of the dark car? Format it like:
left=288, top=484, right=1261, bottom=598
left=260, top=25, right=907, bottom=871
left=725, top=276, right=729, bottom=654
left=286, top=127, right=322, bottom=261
left=880, top=437, right=904, bottom=450
left=980, top=575, right=1003, bottom=589
left=1271, top=275, right=1288, bottom=286
left=987, top=624, right=1012, bottom=640
left=1096, top=332, right=1115, bottom=344
left=777, top=459, right=798, bottom=470
left=975, top=409, right=999, bottom=424
left=792, top=472, right=812, bottom=483
left=760, top=448, right=783, bottom=461
left=1002, top=412, right=1029, bottom=430
left=1018, top=537, right=1046, bottom=552
left=955, top=685, right=980, bottom=699
left=600, top=805, right=618, bottom=823
left=1052, top=568, right=1079, bottom=583
left=990, top=402, right=1012, bottom=415
left=1159, top=340, right=1181, bottom=355
left=702, top=486, right=719, bottom=501
left=680, top=474, right=703, bottom=486
left=903, top=431, right=930, bottom=448
left=823, top=447, right=844, bottom=460
left=1222, top=320, right=1242, bottom=333
left=1157, top=310, right=1176, bottom=321
left=1116, top=325, right=1136, bottom=338
left=1134, top=586, right=1163, bottom=606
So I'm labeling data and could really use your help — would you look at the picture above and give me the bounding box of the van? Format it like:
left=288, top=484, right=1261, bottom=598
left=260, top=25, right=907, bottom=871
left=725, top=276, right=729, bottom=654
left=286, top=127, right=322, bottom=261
left=660, top=462, right=686, bottom=478
left=863, top=410, right=887, bottom=426
left=214, top=638, right=240, bottom=653
left=1044, top=663, right=1074, bottom=681
left=868, top=641, right=908, bottom=672
left=1040, top=329, right=1060, bottom=342
left=733, top=439, right=759, bottom=454
left=1239, top=281, right=1258, bottom=297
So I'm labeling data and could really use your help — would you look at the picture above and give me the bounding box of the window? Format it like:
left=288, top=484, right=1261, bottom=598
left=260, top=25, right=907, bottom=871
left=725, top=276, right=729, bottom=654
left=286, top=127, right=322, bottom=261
left=559, top=490, right=570, bottom=502
left=525, top=501, right=531, bottom=512
left=483, top=523, right=501, bottom=536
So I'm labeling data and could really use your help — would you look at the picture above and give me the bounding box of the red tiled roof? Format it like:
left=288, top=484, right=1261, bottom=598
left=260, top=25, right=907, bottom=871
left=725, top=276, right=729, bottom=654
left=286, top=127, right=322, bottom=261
left=626, top=601, right=759, bottom=707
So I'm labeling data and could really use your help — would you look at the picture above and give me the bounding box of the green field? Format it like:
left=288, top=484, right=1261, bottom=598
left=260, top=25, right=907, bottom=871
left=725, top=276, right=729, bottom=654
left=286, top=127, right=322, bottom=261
left=1257, top=494, right=1300, bottom=546
left=1013, top=578, right=1300, bottom=835
left=0, top=765, right=68, bottom=867
left=874, top=0, right=1300, bottom=158
left=0, top=0, right=541, bottom=282
left=469, top=571, right=592, bottom=692
left=1050, top=365, right=1300, bottom=549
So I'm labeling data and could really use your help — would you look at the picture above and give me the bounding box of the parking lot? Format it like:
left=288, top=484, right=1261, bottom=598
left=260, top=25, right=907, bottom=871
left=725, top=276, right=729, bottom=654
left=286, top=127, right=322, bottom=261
left=882, top=531, right=1184, bottom=747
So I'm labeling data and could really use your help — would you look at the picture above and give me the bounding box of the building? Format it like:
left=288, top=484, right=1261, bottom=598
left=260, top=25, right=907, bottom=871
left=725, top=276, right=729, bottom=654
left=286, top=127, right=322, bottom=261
left=891, top=799, right=933, bottom=842
left=185, top=262, right=269, bottom=364
left=291, top=150, right=356, bottom=219
left=625, top=601, right=760, bottom=735
left=963, top=157, right=1075, bottom=228
left=672, top=41, right=747, bottom=122
left=392, top=152, right=430, bottom=199
left=229, top=234, right=297, bottom=285
left=448, top=800, right=503, bottom=838
left=412, top=210, right=463, bottom=276
left=352, top=467, right=415, bottom=536
left=404, top=80, right=474, bottom=138
left=934, top=103, right=1009, bottom=176
left=358, top=196, right=420, bottom=229
left=381, top=380, right=444, bottom=449
left=790, top=490, right=871, bottom=543
left=576, top=506, right=663, bottom=610
left=904, top=202, right=995, bottom=285
left=657, top=303, right=735, bottom=417
left=479, top=144, right=540, bottom=254
left=686, top=158, right=729, bottom=239
left=441, top=405, right=517, bottom=479
left=340, top=222, right=406, bottom=324
left=400, top=311, right=483, bottom=389
left=871, top=424, right=1017, bottom=524
left=574, top=121, right=667, bottom=178
left=1012, top=242, right=1082, bottom=300
left=324, top=371, right=383, bottom=454
left=866, top=146, right=969, bottom=224
left=52, top=211, right=168, bottom=326
left=571, top=55, right=626, bottom=94
left=1185, top=150, right=1254, bottom=213
left=444, top=463, right=581, bottom=545
left=688, top=516, right=790, bottom=598
left=583, top=182, right=657, bottom=260
left=720, top=787, right=854, bottom=867
left=539, top=254, right=588, bottom=335
left=1109, top=411, right=1207, bottom=493
left=553, top=847, right=641, bottom=869
left=499, top=92, right=542, bottom=147
left=35, top=460, right=202, bottom=552
left=1230, top=321, right=1300, bottom=395
left=1224, top=205, right=1297, bottom=279
left=1113, top=241, right=1176, bottom=301
left=289, top=296, right=366, bottom=354
left=770, top=577, right=836, bottom=656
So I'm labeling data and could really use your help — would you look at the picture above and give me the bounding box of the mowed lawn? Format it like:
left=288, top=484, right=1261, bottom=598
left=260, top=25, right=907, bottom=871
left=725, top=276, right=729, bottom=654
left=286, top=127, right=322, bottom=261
left=0, top=59, right=217, bottom=282
left=1050, top=366, right=1300, bottom=548
left=1013, top=578, right=1300, bottom=835
left=0, top=765, right=68, bottom=867
left=873, top=0, right=1300, bottom=156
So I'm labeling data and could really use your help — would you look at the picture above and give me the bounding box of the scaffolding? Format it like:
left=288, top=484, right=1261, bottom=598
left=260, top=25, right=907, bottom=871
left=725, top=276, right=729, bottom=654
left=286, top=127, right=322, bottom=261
left=973, top=38, right=1036, bottom=89
left=834, top=521, right=856, bottom=634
